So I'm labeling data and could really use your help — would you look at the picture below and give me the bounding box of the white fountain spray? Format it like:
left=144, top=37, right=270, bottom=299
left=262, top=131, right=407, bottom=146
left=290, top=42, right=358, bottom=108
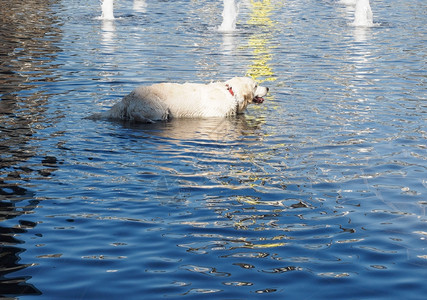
left=218, top=0, right=239, bottom=32
left=100, top=0, right=115, bottom=20
left=351, top=0, right=374, bottom=27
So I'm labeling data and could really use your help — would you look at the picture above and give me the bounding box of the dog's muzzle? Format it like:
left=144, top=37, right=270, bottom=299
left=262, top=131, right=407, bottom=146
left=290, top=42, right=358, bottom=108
left=253, top=96, right=264, bottom=104
left=253, top=87, right=268, bottom=104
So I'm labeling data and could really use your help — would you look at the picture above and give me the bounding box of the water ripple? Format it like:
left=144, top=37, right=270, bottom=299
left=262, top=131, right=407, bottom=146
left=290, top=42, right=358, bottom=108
left=1, top=0, right=426, bottom=299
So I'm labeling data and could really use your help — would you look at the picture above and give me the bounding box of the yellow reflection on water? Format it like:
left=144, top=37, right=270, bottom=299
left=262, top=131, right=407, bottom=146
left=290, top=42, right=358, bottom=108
left=246, top=242, right=287, bottom=249
left=246, top=0, right=277, bottom=83
left=247, top=0, right=276, bottom=28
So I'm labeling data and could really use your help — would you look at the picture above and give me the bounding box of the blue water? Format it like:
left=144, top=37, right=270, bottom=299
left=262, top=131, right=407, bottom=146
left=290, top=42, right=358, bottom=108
left=1, top=0, right=426, bottom=299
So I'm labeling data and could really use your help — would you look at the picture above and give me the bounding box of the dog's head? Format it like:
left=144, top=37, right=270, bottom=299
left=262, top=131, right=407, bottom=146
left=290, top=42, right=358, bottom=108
left=225, top=77, right=269, bottom=113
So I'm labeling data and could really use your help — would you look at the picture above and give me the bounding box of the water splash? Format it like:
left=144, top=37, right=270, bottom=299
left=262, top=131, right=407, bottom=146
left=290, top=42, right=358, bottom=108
left=100, top=0, right=114, bottom=20
left=218, top=0, right=239, bottom=32
left=351, top=0, right=374, bottom=27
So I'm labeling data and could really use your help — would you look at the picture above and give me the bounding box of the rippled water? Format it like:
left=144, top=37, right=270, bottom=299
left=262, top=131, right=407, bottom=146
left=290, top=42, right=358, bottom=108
left=1, top=0, right=426, bottom=299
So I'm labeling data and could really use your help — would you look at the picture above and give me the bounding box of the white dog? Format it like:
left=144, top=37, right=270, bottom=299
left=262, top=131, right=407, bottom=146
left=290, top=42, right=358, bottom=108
left=89, top=77, right=269, bottom=122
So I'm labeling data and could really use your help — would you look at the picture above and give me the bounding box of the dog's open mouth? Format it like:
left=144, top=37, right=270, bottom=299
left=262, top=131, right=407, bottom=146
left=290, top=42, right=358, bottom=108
left=253, top=96, right=264, bottom=104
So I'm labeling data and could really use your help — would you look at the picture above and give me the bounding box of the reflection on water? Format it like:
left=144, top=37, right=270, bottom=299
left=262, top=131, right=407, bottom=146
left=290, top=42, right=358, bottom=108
left=246, top=0, right=277, bottom=83
left=1, top=0, right=426, bottom=299
left=352, top=26, right=371, bottom=43
left=101, top=20, right=116, bottom=49
left=133, top=0, right=147, bottom=13
left=0, top=0, right=62, bottom=296
left=0, top=198, right=41, bottom=296
left=126, top=115, right=263, bottom=141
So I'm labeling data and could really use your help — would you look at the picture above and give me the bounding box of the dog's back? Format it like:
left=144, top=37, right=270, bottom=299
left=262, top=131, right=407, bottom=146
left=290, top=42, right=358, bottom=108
left=87, top=77, right=267, bottom=123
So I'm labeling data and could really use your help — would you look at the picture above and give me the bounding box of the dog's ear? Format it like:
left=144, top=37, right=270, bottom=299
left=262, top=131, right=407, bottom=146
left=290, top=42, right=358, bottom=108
left=243, top=89, right=254, bottom=104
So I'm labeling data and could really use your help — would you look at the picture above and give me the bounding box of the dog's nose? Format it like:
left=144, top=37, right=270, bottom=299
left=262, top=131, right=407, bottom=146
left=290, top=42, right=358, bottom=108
left=266, top=87, right=269, bottom=92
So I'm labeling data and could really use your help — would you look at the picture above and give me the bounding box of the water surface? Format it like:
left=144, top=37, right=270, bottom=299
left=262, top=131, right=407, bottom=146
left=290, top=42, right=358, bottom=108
left=0, top=0, right=426, bottom=299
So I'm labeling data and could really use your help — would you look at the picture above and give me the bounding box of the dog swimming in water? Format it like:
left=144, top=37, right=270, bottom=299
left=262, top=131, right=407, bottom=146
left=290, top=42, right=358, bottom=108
left=88, top=77, right=269, bottom=123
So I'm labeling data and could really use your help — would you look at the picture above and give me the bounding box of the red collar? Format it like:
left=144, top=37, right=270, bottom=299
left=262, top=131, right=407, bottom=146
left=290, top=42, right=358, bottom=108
left=226, top=84, right=234, bottom=96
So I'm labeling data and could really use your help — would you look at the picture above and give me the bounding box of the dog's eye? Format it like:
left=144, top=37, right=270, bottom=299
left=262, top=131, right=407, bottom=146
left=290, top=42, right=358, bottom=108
left=254, top=84, right=258, bottom=88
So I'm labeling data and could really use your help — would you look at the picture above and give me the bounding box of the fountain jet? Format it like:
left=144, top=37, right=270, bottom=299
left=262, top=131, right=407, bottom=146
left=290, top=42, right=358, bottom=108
left=218, top=0, right=238, bottom=32
left=351, top=0, right=373, bottom=27
left=100, top=0, right=114, bottom=20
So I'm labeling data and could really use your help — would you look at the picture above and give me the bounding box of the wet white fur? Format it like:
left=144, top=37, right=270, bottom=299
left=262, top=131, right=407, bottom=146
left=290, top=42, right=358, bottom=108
left=90, top=77, right=268, bottom=123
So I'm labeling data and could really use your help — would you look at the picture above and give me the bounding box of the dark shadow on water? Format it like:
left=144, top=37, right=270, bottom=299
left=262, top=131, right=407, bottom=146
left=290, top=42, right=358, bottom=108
left=0, top=189, right=42, bottom=297
left=0, top=0, right=64, bottom=297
